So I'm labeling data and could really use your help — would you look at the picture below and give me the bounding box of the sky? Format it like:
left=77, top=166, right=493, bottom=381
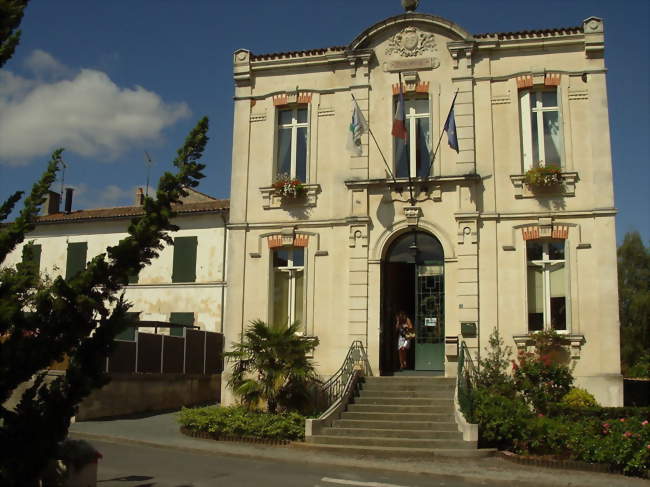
left=1, top=0, right=648, bottom=244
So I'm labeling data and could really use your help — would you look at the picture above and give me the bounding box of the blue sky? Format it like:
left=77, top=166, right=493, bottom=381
left=1, top=0, right=648, bottom=244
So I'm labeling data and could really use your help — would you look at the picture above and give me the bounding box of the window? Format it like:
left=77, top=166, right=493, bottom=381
left=271, top=247, right=304, bottom=327
left=172, top=236, right=197, bottom=283
left=276, top=106, right=308, bottom=182
left=520, top=89, right=563, bottom=170
left=395, top=97, right=431, bottom=178
left=115, top=312, right=139, bottom=341
left=65, top=242, right=87, bottom=281
left=21, top=243, right=41, bottom=272
left=169, top=312, right=194, bottom=337
left=526, top=240, right=568, bottom=332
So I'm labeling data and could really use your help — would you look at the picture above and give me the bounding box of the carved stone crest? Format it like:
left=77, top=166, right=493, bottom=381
left=386, top=27, right=436, bottom=58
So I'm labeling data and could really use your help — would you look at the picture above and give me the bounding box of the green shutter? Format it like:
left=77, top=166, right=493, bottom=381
left=65, top=242, right=87, bottom=281
left=172, top=236, right=197, bottom=283
left=22, top=244, right=41, bottom=272
left=169, top=312, right=194, bottom=337
left=115, top=312, right=139, bottom=341
left=128, top=271, right=139, bottom=284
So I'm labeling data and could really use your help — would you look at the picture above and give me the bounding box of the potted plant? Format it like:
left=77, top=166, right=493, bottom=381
left=524, top=164, right=562, bottom=189
left=273, top=173, right=306, bottom=199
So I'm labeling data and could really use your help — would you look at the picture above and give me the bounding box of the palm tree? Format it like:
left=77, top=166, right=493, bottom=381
left=225, top=320, right=320, bottom=414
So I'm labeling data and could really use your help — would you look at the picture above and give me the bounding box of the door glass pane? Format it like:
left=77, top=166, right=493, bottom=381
left=394, top=137, right=409, bottom=178
left=415, top=117, right=431, bottom=178
left=296, top=127, right=307, bottom=181
left=277, top=129, right=291, bottom=176
left=273, top=270, right=290, bottom=326
left=297, top=108, right=308, bottom=124
left=543, top=111, right=562, bottom=166
left=294, top=270, right=304, bottom=326
left=527, top=265, right=544, bottom=331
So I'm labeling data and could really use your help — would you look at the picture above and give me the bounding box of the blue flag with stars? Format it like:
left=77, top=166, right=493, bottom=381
left=444, top=104, right=459, bottom=153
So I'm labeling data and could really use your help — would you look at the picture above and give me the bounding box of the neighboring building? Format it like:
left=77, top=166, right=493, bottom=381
left=4, top=187, right=229, bottom=337
left=224, top=8, right=622, bottom=405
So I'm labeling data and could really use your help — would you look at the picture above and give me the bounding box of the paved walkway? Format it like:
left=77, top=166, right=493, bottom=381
left=69, top=410, right=649, bottom=487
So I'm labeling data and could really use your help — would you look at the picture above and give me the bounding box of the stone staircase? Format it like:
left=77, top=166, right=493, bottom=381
left=303, top=376, right=489, bottom=458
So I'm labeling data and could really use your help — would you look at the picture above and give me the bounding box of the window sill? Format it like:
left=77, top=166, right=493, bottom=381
left=513, top=333, right=585, bottom=359
left=510, top=172, right=578, bottom=199
left=260, top=184, right=321, bottom=210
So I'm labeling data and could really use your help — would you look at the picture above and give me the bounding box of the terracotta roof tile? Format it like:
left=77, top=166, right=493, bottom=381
left=250, top=46, right=346, bottom=61
left=36, top=200, right=229, bottom=224
left=474, top=26, right=583, bottom=40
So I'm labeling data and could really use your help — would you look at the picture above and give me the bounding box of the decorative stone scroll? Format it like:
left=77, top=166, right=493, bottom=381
left=385, top=26, right=436, bottom=58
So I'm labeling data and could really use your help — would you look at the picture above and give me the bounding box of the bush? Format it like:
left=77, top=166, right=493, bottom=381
left=561, top=388, right=599, bottom=408
left=628, top=352, right=650, bottom=378
left=473, top=389, right=533, bottom=450
left=512, top=350, right=573, bottom=413
left=546, top=403, right=650, bottom=421
left=475, top=329, right=516, bottom=398
left=178, top=405, right=305, bottom=441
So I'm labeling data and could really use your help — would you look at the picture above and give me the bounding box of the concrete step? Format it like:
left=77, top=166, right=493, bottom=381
left=307, top=435, right=476, bottom=450
left=333, top=419, right=458, bottom=431
left=360, top=383, right=455, bottom=393
left=322, top=427, right=463, bottom=440
left=358, top=389, right=454, bottom=398
left=355, top=396, right=454, bottom=406
left=293, top=442, right=495, bottom=459
left=341, top=411, right=455, bottom=422
left=348, top=404, right=453, bottom=414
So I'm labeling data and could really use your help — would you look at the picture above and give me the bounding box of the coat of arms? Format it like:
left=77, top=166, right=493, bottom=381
left=386, top=27, right=436, bottom=57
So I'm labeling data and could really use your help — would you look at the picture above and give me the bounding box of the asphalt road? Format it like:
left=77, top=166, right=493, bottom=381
left=93, top=439, right=496, bottom=487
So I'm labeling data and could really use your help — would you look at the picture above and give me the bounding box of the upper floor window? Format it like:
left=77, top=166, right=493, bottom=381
left=172, top=236, right=197, bottom=283
left=276, top=106, right=308, bottom=182
left=272, top=247, right=304, bottom=327
left=170, top=312, right=194, bottom=337
left=395, top=97, right=431, bottom=179
left=520, top=89, right=563, bottom=170
left=65, top=242, right=87, bottom=281
left=526, top=240, right=568, bottom=332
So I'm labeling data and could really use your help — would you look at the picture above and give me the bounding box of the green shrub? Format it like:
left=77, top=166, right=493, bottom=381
left=178, top=405, right=305, bottom=441
left=473, top=389, right=533, bottom=450
left=475, top=329, right=517, bottom=398
left=628, top=352, right=650, bottom=378
left=513, top=350, right=573, bottom=413
left=546, top=403, right=650, bottom=421
left=561, top=388, right=599, bottom=408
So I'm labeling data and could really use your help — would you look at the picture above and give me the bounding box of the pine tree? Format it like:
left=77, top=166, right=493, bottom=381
left=0, top=0, right=30, bottom=68
left=0, top=119, right=209, bottom=485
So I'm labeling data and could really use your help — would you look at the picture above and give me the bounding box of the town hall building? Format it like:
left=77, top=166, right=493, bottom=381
left=224, top=7, right=622, bottom=406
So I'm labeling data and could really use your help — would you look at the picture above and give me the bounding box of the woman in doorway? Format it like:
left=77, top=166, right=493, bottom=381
left=395, top=310, right=414, bottom=370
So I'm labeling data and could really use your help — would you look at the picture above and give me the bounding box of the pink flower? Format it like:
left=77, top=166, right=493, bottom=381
left=642, top=420, right=648, bottom=426
left=620, top=418, right=626, bottom=422
left=623, top=431, right=632, bottom=438
left=538, top=413, right=545, bottom=418
left=647, top=444, right=650, bottom=450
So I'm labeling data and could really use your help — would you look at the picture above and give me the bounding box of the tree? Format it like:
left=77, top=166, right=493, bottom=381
left=226, top=320, right=320, bottom=414
left=617, top=231, right=650, bottom=373
left=0, top=118, right=209, bottom=485
left=0, top=0, right=30, bottom=68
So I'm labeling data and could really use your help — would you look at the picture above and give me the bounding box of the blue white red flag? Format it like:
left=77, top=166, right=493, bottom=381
left=391, top=84, right=408, bottom=141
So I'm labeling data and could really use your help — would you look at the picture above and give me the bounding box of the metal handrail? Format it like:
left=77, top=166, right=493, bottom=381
left=457, top=341, right=478, bottom=421
left=319, top=340, right=372, bottom=412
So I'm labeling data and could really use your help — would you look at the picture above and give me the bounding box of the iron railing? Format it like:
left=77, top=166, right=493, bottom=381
left=457, top=341, right=478, bottom=422
left=319, top=340, right=372, bottom=412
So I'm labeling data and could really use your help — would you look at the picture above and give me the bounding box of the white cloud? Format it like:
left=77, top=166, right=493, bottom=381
left=0, top=51, right=191, bottom=166
left=70, top=183, right=137, bottom=209
left=23, top=49, right=71, bottom=79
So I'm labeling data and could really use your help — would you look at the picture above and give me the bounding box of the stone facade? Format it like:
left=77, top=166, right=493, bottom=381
left=224, top=13, right=622, bottom=406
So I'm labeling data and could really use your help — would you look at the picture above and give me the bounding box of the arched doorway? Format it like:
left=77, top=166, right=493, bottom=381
left=380, top=230, right=445, bottom=375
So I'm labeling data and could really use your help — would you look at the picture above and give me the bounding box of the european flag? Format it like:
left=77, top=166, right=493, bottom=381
left=444, top=105, right=459, bottom=153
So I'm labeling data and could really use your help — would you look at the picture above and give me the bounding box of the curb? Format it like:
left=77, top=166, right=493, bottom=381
left=179, top=426, right=292, bottom=445
left=498, top=451, right=612, bottom=474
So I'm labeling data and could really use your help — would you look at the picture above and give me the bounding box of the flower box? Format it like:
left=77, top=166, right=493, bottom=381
left=272, top=174, right=307, bottom=199
left=524, top=165, right=562, bottom=189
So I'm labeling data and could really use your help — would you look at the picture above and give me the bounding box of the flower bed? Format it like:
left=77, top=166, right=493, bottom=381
left=177, top=405, right=306, bottom=442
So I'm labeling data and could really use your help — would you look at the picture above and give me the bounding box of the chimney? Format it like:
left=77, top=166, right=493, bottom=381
left=42, top=190, right=61, bottom=215
left=64, top=187, right=74, bottom=213
left=134, top=187, right=145, bottom=205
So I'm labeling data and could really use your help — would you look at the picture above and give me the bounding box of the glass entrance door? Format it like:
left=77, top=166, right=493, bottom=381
left=414, top=264, right=444, bottom=371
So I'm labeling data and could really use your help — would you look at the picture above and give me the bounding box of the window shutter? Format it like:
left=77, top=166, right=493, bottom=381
left=22, top=244, right=41, bottom=271
left=172, top=236, right=198, bottom=283
left=115, top=312, right=139, bottom=341
left=169, top=312, right=194, bottom=337
left=65, top=242, right=87, bottom=280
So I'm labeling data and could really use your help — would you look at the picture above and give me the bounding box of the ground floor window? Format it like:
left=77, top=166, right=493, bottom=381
left=527, top=239, right=568, bottom=332
left=272, top=247, right=304, bottom=327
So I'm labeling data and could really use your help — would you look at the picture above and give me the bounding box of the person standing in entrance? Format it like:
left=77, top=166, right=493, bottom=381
left=395, top=310, right=414, bottom=370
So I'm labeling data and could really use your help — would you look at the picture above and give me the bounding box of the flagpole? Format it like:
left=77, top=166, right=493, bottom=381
left=350, top=93, right=397, bottom=184
left=425, top=89, right=459, bottom=178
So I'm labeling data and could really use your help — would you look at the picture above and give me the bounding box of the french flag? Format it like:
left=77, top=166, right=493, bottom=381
left=391, top=83, right=408, bottom=140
